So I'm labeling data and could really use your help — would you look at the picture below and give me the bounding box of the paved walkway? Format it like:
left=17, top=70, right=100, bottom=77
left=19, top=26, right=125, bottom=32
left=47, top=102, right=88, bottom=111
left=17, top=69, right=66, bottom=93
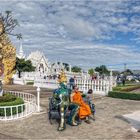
left=1, top=85, right=140, bottom=140
left=123, top=88, right=140, bottom=132
left=123, top=111, right=140, bottom=131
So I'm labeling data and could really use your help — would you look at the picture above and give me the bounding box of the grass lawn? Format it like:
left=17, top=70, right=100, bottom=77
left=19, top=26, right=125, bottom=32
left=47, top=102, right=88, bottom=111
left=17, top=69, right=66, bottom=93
left=113, top=84, right=140, bottom=92
left=108, top=83, right=140, bottom=100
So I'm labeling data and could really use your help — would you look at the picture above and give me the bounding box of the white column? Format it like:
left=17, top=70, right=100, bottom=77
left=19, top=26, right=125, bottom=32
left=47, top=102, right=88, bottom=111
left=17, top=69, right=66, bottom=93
left=37, top=87, right=40, bottom=112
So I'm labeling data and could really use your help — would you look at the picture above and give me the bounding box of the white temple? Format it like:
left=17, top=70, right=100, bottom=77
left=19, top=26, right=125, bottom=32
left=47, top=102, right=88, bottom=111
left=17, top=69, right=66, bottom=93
left=27, top=51, right=51, bottom=73
left=16, top=42, right=69, bottom=75
left=51, top=61, right=65, bottom=74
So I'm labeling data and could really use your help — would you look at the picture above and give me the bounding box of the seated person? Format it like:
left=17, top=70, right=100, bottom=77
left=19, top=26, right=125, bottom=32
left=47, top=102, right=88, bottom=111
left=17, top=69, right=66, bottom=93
left=83, top=89, right=95, bottom=117
left=70, top=86, right=92, bottom=123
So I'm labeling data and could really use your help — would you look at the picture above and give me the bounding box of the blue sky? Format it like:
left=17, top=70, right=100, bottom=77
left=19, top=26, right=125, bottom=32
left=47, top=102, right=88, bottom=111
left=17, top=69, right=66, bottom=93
left=1, top=0, right=140, bottom=70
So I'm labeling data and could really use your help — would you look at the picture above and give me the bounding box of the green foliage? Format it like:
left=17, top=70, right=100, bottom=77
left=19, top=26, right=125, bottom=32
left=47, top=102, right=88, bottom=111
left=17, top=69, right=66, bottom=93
left=0, top=93, right=16, bottom=102
left=71, top=66, right=81, bottom=73
left=95, top=65, right=109, bottom=75
left=112, top=71, right=120, bottom=76
left=121, top=69, right=133, bottom=76
left=15, top=58, right=35, bottom=78
left=62, top=62, right=69, bottom=71
left=108, top=91, right=140, bottom=100
left=88, top=68, right=94, bottom=76
left=0, top=93, right=25, bottom=116
left=26, top=81, right=34, bottom=85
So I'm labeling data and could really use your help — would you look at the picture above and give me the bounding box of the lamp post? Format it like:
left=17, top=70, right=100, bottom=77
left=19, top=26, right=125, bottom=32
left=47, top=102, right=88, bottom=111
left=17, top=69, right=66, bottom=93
left=37, top=86, right=40, bottom=112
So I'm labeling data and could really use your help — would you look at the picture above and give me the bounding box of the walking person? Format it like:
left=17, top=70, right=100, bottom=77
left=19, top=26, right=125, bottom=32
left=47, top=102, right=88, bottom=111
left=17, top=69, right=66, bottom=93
left=69, top=77, right=75, bottom=90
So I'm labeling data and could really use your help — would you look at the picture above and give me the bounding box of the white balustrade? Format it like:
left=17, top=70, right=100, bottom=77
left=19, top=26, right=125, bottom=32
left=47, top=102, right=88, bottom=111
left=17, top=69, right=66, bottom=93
left=75, top=79, right=110, bottom=96
left=34, top=78, right=58, bottom=89
left=0, top=91, right=37, bottom=121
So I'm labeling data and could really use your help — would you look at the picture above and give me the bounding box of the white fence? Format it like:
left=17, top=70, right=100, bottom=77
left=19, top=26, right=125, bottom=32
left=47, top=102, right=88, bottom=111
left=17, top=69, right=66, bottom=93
left=13, top=77, right=25, bottom=85
left=33, top=77, right=113, bottom=96
left=13, top=71, right=116, bottom=96
left=34, top=78, right=58, bottom=89
left=75, top=79, right=111, bottom=95
left=0, top=91, right=37, bottom=121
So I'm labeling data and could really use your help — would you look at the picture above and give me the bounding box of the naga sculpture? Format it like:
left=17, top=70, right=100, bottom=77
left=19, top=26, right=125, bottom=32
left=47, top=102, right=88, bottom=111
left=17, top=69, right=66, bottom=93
left=52, top=70, right=79, bottom=131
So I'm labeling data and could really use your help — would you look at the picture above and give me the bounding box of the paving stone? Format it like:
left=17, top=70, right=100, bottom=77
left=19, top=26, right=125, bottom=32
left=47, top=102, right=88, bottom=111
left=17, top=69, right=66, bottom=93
left=0, top=85, right=140, bottom=139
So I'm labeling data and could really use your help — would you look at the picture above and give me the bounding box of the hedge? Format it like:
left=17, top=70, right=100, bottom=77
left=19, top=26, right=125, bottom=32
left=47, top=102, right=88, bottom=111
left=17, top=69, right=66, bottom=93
left=0, top=93, right=16, bottom=102
left=0, top=93, right=25, bottom=116
left=108, top=91, right=140, bottom=100
left=26, top=82, right=34, bottom=85
left=113, top=85, right=140, bottom=92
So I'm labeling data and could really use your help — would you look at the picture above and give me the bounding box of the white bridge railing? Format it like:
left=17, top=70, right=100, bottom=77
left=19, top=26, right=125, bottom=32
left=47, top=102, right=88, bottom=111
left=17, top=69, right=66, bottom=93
left=0, top=91, right=37, bottom=121
left=75, top=79, right=111, bottom=95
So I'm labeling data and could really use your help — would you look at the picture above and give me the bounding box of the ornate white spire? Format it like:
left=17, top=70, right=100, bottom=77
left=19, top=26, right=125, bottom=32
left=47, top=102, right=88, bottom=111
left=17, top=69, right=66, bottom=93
left=17, top=40, right=25, bottom=59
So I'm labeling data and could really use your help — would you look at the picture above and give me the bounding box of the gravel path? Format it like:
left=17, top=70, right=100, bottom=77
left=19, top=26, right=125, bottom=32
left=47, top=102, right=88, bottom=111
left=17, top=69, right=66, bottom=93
left=0, top=85, right=140, bottom=140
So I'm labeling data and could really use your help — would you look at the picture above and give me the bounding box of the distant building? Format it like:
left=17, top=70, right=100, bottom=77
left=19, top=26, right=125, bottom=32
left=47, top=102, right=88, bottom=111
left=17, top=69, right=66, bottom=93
left=132, top=70, right=140, bottom=75
left=16, top=40, right=72, bottom=75
left=51, top=62, right=65, bottom=74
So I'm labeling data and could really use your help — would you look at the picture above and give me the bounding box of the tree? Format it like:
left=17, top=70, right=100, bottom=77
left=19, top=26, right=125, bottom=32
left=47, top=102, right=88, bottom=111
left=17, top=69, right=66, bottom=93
left=88, top=68, right=94, bottom=76
left=112, top=70, right=120, bottom=76
left=122, top=69, right=133, bottom=76
left=15, top=58, right=35, bottom=78
left=0, top=11, right=21, bottom=84
left=62, top=62, right=69, bottom=71
left=95, top=65, right=109, bottom=75
left=71, top=66, right=81, bottom=73
left=0, top=11, right=21, bottom=38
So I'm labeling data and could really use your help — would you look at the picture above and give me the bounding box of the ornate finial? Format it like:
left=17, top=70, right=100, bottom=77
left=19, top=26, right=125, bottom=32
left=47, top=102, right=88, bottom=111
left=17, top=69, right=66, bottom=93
left=58, top=69, right=67, bottom=83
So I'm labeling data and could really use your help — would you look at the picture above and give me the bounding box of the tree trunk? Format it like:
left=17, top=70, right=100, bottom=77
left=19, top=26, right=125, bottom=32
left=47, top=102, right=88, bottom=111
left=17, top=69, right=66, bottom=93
left=18, top=71, right=21, bottom=78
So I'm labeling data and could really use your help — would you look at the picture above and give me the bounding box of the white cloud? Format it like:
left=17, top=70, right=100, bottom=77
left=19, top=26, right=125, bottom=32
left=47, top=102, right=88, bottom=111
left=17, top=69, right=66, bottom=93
left=0, top=0, right=140, bottom=70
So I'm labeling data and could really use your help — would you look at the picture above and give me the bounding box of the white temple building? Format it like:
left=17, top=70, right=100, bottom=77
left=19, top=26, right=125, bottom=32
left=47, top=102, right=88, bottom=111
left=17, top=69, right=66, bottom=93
left=16, top=41, right=69, bottom=75
left=27, top=51, right=51, bottom=74
left=51, top=61, right=65, bottom=74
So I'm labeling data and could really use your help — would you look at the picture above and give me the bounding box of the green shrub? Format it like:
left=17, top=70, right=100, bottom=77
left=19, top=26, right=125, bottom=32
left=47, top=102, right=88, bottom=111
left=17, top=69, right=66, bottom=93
left=0, top=93, right=16, bottom=102
left=26, top=81, right=34, bottom=85
left=0, top=93, right=25, bottom=116
left=108, top=91, right=140, bottom=100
